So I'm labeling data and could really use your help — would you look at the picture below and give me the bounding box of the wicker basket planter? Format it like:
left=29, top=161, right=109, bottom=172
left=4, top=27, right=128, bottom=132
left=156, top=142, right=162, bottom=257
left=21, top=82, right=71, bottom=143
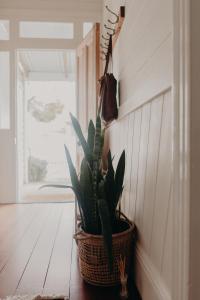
left=74, top=214, right=135, bottom=286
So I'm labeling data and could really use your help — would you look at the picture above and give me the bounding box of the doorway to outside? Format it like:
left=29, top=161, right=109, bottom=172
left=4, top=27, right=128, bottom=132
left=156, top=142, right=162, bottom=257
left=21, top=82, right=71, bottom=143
left=17, top=49, right=76, bottom=203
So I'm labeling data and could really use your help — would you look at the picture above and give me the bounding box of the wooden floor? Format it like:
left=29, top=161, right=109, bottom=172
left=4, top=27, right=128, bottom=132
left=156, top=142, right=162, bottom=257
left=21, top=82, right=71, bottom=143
left=0, top=203, right=140, bottom=300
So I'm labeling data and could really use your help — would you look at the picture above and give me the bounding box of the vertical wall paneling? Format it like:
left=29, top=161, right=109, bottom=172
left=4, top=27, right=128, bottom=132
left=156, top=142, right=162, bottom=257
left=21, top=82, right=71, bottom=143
left=141, top=96, right=164, bottom=251
left=119, top=117, right=129, bottom=213
left=123, top=114, right=134, bottom=218
left=129, top=110, right=142, bottom=221
left=135, top=103, right=151, bottom=230
left=149, top=92, right=172, bottom=272
left=106, top=91, right=172, bottom=298
left=161, top=184, right=173, bottom=292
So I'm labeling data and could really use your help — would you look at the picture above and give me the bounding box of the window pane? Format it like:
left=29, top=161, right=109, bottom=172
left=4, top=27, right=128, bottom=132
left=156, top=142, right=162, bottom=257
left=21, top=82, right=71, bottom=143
left=19, top=21, right=74, bottom=39
left=0, top=52, right=10, bottom=129
left=83, top=22, right=93, bottom=38
left=0, top=20, right=9, bottom=40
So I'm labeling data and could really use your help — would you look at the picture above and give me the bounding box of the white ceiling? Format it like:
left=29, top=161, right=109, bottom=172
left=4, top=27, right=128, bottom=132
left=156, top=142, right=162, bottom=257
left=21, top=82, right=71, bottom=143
left=0, top=0, right=103, bottom=11
left=19, top=50, right=76, bottom=81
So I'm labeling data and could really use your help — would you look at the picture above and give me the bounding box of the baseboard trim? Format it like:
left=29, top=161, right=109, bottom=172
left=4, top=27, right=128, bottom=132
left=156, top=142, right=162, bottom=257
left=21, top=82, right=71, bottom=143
left=135, top=245, right=171, bottom=300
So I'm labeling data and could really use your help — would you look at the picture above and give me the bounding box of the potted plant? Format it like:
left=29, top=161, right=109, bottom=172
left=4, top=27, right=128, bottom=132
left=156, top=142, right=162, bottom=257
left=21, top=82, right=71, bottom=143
left=44, top=113, right=135, bottom=286
left=64, top=114, right=135, bottom=286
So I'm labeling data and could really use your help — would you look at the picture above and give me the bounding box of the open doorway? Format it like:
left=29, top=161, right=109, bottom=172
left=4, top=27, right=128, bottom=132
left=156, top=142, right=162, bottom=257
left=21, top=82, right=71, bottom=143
left=17, top=49, right=76, bottom=203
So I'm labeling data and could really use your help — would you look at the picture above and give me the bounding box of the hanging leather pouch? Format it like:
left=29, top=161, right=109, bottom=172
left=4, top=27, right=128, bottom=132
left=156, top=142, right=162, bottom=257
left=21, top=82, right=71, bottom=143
left=98, top=35, right=118, bottom=123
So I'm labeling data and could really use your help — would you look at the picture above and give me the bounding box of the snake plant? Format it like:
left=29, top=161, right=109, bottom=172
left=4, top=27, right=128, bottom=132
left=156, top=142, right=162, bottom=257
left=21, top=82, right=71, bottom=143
left=66, top=114, right=125, bottom=271
left=43, top=113, right=125, bottom=271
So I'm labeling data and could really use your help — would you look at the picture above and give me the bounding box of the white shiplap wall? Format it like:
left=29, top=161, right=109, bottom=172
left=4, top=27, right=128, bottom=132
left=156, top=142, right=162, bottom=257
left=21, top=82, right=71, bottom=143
left=103, top=0, right=173, bottom=299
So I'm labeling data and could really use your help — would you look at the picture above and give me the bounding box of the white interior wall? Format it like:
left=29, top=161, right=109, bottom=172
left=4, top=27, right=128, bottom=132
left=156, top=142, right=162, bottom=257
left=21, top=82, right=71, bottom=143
left=190, top=0, right=200, bottom=298
left=0, top=52, right=10, bottom=128
left=102, top=1, right=173, bottom=299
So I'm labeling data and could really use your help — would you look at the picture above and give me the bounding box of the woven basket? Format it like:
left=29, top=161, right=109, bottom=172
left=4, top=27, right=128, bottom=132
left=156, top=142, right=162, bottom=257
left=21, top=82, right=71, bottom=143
left=74, top=213, right=135, bottom=286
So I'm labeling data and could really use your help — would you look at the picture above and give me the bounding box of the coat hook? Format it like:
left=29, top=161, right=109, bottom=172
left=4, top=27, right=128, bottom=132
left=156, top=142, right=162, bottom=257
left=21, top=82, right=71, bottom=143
left=106, top=31, right=113, bottom=38
left=100, top=43, right=108, bottom=50
left=102, top=34, right=109, bottom=41
left=101, top=50, right=107, bottom=56
left=108, top=18, right=118, bottom=25
left=104, top=24, right=115, bottom=35
left=105, top=5, right=119, bottom=24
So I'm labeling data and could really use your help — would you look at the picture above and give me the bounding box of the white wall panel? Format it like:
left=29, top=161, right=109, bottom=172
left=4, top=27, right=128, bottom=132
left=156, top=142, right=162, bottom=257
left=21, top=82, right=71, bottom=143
left=103, top=0, right=173, bottom=298
left=106, top=91, right=173, bottom=299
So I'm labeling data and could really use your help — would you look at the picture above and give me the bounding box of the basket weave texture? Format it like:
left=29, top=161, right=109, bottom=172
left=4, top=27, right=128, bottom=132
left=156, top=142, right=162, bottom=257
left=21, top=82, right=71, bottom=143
left=75, top=217, right=135, bottom=286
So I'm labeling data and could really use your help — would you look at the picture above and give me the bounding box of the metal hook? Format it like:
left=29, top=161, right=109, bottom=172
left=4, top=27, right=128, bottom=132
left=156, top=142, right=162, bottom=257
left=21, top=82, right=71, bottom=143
left=100, top=43, right=108, bottom=50
left=106, top=31, right=113, bottom=38
left=106, top=5, right=119, bottom=24
left=104, top=24, right=115, bottom=35
left=102, top=34, right=109, bottom=41
left=101, top=50, right=107, bottom=56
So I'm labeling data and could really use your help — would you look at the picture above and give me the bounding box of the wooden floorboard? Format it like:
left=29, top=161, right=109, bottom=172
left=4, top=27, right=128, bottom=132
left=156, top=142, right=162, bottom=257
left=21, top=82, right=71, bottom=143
left=0, top=203, right=140, bottom=300
left=16, top=205, right=63, bottom=295
left=42, top=204, right=74, bottom=296
left=0, top=205, right=50, bottom=298
left=0, top=205, right=38, bottom=271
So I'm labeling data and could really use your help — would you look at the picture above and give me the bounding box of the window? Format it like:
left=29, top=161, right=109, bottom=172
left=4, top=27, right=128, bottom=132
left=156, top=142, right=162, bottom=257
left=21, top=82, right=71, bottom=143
left=0, top=20, right=9, bottom=40
left=19, top=21, right=74, bottom=39
left=0, top=52, right=10, bottom=129
left=83, top=22, right=93, bottom=38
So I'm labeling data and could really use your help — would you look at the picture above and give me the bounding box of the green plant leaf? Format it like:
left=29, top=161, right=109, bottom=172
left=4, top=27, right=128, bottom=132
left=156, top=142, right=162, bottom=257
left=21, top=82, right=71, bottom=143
left=80, top=158, right=98, bottom=233
left=98, top=195, right=113, bottom=272
left=104, top=151, right=116, bottom=221
left=87, top=120, right=95, bottom=153
left=70, top=113, right=92, bottom=164
left=114, top=150, right=125, bottom=210
left=92, top=115, right=102, bottom=226
left=93, top=115, right=102, bottom=160
left=64, top=144, right=86, bottom=229
left=39, top=184, right=73, bottom=189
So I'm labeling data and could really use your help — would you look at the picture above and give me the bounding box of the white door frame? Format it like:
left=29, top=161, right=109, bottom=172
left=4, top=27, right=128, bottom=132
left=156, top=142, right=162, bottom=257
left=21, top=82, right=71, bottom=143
left=0, top=9, right=101, bottom=203
left=172, top=0, right=190, bottom=299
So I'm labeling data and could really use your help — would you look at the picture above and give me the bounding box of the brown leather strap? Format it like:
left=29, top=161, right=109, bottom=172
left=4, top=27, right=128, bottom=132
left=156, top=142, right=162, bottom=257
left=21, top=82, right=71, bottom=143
left=104, top=35, right=112, bottom=75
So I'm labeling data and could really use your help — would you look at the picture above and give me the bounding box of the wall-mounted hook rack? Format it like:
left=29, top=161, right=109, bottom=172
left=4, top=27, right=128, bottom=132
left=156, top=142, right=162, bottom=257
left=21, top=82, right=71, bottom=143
left=104, top=24, right=115, bottom=36
left=101, top=5, right=125, bottom=59
left=112, top=6, right=125, bottom=48
left=102, top=34, right=110, bottom=41
left=100, top=43, right=108, bottom=50
left=105, top=5, right=119, bottom=24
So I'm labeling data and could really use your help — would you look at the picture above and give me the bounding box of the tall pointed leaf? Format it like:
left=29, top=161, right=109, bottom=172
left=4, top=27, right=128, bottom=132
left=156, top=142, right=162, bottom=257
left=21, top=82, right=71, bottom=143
left=104, top=151, right=115, bottom=221
left=87, top=120, right=95, bottom=153
left=80, top=158, right=98, bottom=233
left=40, top=184, right=74, bottom=190
left=98, top=195, right=113, bottom=272
left=64, top=144, right=86, bottom=229
left=92, top=115, right=102, bottom=225
left=93, top=115, right=101, bottom=158
left=70, top=113, right=92, bottom=164
left=114, top=150, right=125, bottom=209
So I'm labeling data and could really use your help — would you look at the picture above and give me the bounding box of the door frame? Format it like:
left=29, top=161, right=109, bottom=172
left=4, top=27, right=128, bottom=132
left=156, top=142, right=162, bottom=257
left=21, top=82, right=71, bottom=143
left=0, top=13, right=98, bottom=203
left=172, top=0, right=190, bottom=299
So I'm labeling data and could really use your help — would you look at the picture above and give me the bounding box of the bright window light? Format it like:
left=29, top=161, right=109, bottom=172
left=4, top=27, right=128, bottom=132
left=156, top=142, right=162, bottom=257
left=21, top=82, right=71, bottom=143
left=0, top=52, right=10, bottom=129
left=0, top=20, right=9, bottom=40
left=19, top=21, right=74, bottom=39
left=83, top=22, right=93, bottom=38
